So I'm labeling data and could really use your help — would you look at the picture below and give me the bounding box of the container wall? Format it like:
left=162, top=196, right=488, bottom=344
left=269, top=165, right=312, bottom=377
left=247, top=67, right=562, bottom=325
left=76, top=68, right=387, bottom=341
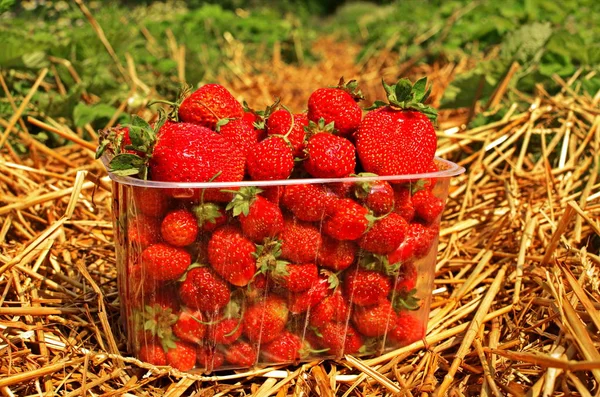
left=112, top=173, right=452, bottom=373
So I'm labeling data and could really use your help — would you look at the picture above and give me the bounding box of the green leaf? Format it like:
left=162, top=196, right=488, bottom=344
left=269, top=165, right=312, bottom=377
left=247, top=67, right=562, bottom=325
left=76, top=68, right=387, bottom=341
left=393, top=79, right=412, bottom=102
left=73, top=103, right=119, bottom=128
left=22, top=51, right=49, bottom=69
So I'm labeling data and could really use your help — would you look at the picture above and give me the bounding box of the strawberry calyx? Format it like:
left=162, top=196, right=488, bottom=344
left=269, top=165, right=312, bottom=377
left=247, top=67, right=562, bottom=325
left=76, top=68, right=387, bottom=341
left=393, top=288, right=421, bottom=311
left=244, top=98, right=281, bottom=130
left=141, top=304, right=178, bottom=352
left=224, top=186, right=263, bottom=217
left=303, top=117, right=336, bottom=141
left=320, top=269, right=340, bottom=290
left=332, top=77, right=365, bottom=102
left=358, top=252, right=401, bottom=276
left=148, top=84, right=192, bottom=122
left=368, top=77, right=437, bottom=122
left=192, top=202, right=223, bottom=229
left=351, top=172, right=379, bottom=200
left=253, top=238, right=289, bottom=276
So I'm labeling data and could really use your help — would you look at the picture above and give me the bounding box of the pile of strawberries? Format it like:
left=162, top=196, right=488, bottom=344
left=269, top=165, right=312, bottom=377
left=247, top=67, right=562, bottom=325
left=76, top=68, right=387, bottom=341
left=99, top=77, right=446, bottom=372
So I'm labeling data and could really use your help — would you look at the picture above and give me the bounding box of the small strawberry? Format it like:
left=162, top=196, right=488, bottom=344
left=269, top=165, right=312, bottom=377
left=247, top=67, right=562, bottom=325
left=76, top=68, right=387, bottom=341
left=266, top=109, right=308, bottom=157
left=388, top=312, right=425, bottom=346
left=223, top=341, right=257, bottom=367
left=179, top=267, right=230, bottom=312
left=344, top=268, right=391, bottom=306
left=303, top=119, right=356, bottom=178
left=279, top=218, right=322, bottom=263
left=138, top=342, right=167, bottom=366
left=352, top=300, right=397, bottom=337
left=128, top=214, right=162, bottom=248
left=353, top=176, right=395, bottom=216
left=178, top=84, right=243, bottom=129
left=316, top=236, right=357, bottom=271
left=196, top=345, right=225, bottom=371
left=288, top=275, right=334, bottom=314
left=141, top=243, right=191, bottom=282
left=226, top=187, right=284, bottom=243
left=208, top=225, right=256, bottom=287
left=391, top=262, right=417, bottom=293
left=193, top=202, right=227, bottom=232
left=323, top=198, right=369, bottom=241
left=160, top=209, right=198, bottom=247
left=309, top=290, right=350, bottom=327
left=412, top=189, right=444, bottom=224
left=166, top=340, right=197, bottom=371
left=358, top=213, right=408, bottom=255
left=217, top=117, right=259, bottom=158
left=243, top=295, right=289, bottom=343
left=307, top=78, right=363, bottom=138
left=318, top=322, right=363, bottom=356
left=261, top=331, right=304, bottom=363
left=209, top=318, right=243, bottom=345
left=393, top=186, right=415, bottom=222
left=132, top=186, right=170, bottom=218
left=242, top=99, right=280, bottom=141
left=281, top=184, right=334, bottom=222
left=246, top=136, right=295, bottom=181
left=171, top=309, right=206, bottom=345
left=271, top=262, right=319, bottom=292
left=390, top=222, right=439, bottom=261
left=355, top=78, right=437, bottom=176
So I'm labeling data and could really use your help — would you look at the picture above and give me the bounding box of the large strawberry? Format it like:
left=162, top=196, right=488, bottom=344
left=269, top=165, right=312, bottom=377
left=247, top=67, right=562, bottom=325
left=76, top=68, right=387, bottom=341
left=246, top=136, right=295, bottom=181
left=279, top=218, right=322, bottom=263
left=307, top=78, right=364, bottom=138
left=323, top=198, right=369, bottom=241
left=343, top=268, right=391, bottom=306
left=304, top=119, right=356, bottom=178
left=141, top=243, right=191, bottom=282
left=217, top=117, right=259, bottom=159
left=178, top=84, right=243, bottom=129
left=225, top=187, right=283, bottom=243
left=178, top=267, right=230, bottom=312
left=352, top=300, right=397, bottom=337
left=358, top=213, right=408, bottom=255
left=243, top=295, right=289, bottom=343
left=355, top=78, right=437, bottom=176
left=266, top=109, right=308, bottom=157
left=208, top=225, right=256, bottom=287
left=281, top=183, right=335, bottom=222
left=160, top=209, right=198, bottom=247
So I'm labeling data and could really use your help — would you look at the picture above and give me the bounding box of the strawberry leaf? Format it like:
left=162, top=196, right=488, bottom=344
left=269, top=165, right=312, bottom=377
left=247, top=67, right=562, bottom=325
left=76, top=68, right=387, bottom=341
left=393, top=289, right=421, bottom=311
left=393, top=79, right=412, bottom=102
left=108, top=153, right=148, bottom=178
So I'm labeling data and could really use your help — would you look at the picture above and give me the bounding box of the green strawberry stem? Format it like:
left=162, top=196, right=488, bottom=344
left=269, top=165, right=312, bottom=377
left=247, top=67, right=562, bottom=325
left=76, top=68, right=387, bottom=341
left=367, top=77, right=438, bottom=122
left=393, top=289, right=421, bottom=311
left=223, top=186, right=263, bottom=217
left=304, top=117, right=336, bottom=140
left=333, top=77, right=365, bottom=101
left=199, top=171, right=223, bottom=204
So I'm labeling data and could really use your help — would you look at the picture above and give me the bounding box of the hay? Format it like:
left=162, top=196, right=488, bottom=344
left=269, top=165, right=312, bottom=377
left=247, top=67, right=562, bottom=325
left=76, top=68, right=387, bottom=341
left=1, top=38, right=599, bottom=396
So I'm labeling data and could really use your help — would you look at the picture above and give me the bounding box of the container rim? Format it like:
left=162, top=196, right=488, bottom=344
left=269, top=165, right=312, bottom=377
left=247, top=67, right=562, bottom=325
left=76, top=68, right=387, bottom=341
left=102, top=156, right=465, bottom=188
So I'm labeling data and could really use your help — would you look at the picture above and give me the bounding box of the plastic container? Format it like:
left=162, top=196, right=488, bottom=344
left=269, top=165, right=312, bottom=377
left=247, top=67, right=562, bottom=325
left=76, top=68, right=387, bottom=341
left=105, top=157, right=464, bottom=373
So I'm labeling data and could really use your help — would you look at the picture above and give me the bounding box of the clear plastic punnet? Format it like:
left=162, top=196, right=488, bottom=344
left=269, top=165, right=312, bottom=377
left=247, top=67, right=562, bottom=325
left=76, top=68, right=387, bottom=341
left=104, top=157, right=464, bottom=373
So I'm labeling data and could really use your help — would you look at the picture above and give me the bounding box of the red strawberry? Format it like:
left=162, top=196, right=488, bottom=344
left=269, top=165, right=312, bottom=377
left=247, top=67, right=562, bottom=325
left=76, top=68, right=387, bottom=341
left=246, top=273, right=268, bottom=302
left=391, top=262, right=417, bottom=293
left=304, top=130, right=356, bottom=178
left=217, top=118, right=259, bottom=158
left=146, top=287, right=180, bottom=313
left=128, top=214, right=161, bottom=248
left=132, top=186, right=170, bottom=218
left=352, top=300, right=397, bottom=337
left=266, top=110, right=308, bottom=157
left=271, top=262, right=319, bottom=292
left=141, top=243, right=191, bottom=282
left=323, top=198, right=369, bottom=241
left=208, top=225, right=256, bottom=287
left=393, top=186, right=415, bottom=222
left=223, top=341, right=257, bottom=367
left=193, top=203, right=227, bottom=232
left=280, top=218, right=322, bottom=263
left=317, top=236, right=357, bottom=271
left=166, top=341, right=197, bottom=371
left=327, top=181, right=354, bottom=198
left=388, top=312, right=425, bottom=345
left=412, top=189, right=444, bottom=224
left=209, top=318, right=243, bottom=345
left=307, top=78, right=363, bottom=138
left=226, top=187, right=284, bottom=243
left=261, top=331, right=304, bottom=363
left=281, top=184, right=334, bottom=222
left=358, top=213, right=408, bottom=255
left=309, top=291, right=350, bottom=327
left=353, top=177, right=395, bottom=216
left=243, top=295, right=289, bottom=343
left=179, top=267, right=230, bottom=312
left=138, top=342, right=167, bottom=366
left=172, top=309, right=206, bottom=344
left=197, top=346, right=225, bottom=371
left=288, top=276, right=332, bottom=314
left=391, top=222, right=438, bottom=261
left=344, top=268, right=391, bottom=306
left=160, top=209, right=198, bottom=247
left=355, top=78, right=437, bottom=176
left=246, top=136, right=294, bottom=181
left=178, top=84, right=243, bottom=129
left=261, top=186, right=284, bottom=205
left=318, top=322, right=363, bottom=356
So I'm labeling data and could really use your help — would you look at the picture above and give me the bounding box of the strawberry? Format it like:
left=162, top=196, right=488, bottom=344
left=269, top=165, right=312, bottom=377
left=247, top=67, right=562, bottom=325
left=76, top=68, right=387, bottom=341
left=138, top=342, right=167, bottom=366
left=279, top=218, right=322, bottom=263
left=358, top=213, right=408, bottom=255
left=271, top=262, right=319, bottom=292
left=281, top=184, right=334, bottom=222
left=261, top=186, right=284, bottom=205
left=223, top=341, right=257, bottom=367
left=391, top=222, right=438, bottom=261
left=323, top=198, right=369, bottom=241
left=307, top=78, right=363, bottom=138
left=178, top=84, right=243, bottom=129
left=353, top=176, right=395, bottom=216
left=217, top=117, right=259, bottom=158
left=246, top=136, right=294, bottom=181
left=172, top=309, right=206, bottom=344
left=393, top=186, right=415, bottom=222
left=243, top=295, right=289, bottom=343
left=352, top=300, right=397, bottom=337
left=261, top=331, right=304, bottom=363
left=196, top=345, right=225, bottom=370
left=388, top=312, right=425, bottom=345
left=141, top=243, right=191, bottom=282
left=391, top=262, right=417, bottom=293
left=327, top=181, right=354, bottom=198
left=304, top=128, right=356, bottom=178
left=209, top=318, right=243, bottom=345
left=146, top=287, right=180, bottom=313
left=288, top=275, right=333, bottom=314
left=316, top=236, right=357, bottom=271
left=179, top=267, right=230, bottom=312
left=193, top=202, right=227, bottom=232
left=226, top=187, right=283, bottom=243
left=344, top=268, right=391, bottom=306
left=355, top=78, right=437, bottom=176
left=208, top=225, right=256, bottom=287
left=318, top=322, right=363, bottom=356
left=132, top=186, right=170, bottom=218
left=412, top=189, right=444, bottom=224
left=309, top=290, right=350, bottom=327
left=266, top=109, right=308, bottom=157
left=128, top=214, right=161, bottom=248
left=166, top=341, right=197, bottom=371
left=160, top=209, right=198, bottom=247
